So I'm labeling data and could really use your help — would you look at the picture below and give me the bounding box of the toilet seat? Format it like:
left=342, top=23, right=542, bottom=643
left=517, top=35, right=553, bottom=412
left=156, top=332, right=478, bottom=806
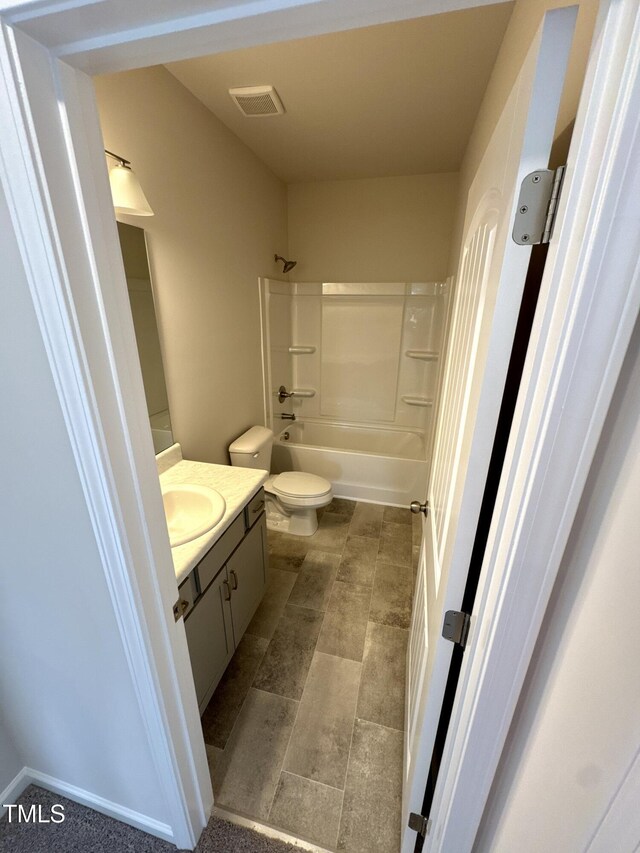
left=265, top=472, right=333, bottom=510
left=272, top=471, right=332, bottom=499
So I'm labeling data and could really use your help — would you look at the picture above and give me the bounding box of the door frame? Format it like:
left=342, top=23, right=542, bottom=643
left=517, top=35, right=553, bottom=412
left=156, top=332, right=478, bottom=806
left=0, top=0, right=638, bottom=850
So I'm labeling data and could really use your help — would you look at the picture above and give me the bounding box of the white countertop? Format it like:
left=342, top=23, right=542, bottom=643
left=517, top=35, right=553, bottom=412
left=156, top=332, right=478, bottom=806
left=158, top=448, right=268, bottom=584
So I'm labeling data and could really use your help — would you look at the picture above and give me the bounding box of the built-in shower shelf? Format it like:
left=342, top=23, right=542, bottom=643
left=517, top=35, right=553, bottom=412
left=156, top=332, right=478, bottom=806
left=401, top=396, right=433, bottom=407
left=289, top=346, right=316, bottom=354
left=405, top=349, right=438, bottom=361
left=292, top=388, right=316, bottom=398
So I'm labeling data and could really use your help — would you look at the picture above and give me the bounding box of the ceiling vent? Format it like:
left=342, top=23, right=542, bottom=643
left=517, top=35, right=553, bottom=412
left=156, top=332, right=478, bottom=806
left=229, top=85, right=285, bottom=117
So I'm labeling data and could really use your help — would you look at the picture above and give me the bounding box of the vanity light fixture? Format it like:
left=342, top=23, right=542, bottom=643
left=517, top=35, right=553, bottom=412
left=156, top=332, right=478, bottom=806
left=105, top=149, right=154, bottom=216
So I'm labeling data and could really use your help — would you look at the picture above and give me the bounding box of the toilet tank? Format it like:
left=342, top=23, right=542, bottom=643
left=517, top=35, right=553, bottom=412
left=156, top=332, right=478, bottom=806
left=229, top=426, right=273, bottom=470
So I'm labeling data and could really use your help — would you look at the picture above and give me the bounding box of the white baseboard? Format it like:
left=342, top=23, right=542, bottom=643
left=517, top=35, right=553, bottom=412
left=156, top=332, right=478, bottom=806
left=1, top=767, right=174, bottom=845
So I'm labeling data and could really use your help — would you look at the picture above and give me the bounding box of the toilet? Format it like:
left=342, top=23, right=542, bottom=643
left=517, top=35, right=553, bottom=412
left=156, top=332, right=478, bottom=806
left=229, top=426, right=333, bottom=536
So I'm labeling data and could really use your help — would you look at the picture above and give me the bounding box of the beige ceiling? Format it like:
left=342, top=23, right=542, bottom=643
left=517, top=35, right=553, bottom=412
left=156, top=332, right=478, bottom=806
left=166, top=3, right=513, bottom=183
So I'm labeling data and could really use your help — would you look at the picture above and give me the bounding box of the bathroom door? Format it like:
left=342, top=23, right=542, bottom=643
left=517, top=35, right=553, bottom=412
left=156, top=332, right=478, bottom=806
left=402, top=9, right=577, bottom=851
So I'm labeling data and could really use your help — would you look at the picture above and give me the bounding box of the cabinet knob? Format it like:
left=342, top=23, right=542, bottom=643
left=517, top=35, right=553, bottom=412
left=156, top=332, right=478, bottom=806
left=230, top=569, right=238, bottom=590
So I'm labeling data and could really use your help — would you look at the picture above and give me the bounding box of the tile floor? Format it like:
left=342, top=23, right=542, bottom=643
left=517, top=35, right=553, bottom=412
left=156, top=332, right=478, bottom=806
left=201, top=499, right=421, bottom=853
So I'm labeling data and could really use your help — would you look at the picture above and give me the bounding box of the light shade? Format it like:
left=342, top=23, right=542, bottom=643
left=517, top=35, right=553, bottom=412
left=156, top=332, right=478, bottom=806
left=108, top=164, right=153, bottom=216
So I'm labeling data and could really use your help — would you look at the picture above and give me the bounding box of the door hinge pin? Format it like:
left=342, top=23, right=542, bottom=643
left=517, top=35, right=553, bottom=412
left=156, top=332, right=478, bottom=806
left=442, top=610, right=471, bottom=649
left=541, top=164, right=565, bottom=244
left=408, top=812, right=432, bottom=838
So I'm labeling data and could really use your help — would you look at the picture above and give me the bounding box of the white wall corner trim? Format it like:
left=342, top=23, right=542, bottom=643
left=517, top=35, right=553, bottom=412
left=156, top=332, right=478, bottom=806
left=0, top=768, right=174, bottom=842
left=1, top=768, right=30, bottom=816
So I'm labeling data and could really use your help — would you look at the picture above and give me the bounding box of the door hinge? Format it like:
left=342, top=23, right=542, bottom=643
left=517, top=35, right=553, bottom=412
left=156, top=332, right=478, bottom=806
left=408, top=812, right=431, bottom=838
left=172, top=598, right=189, bottom=622
left=442, top=610, right=471, bottom=649
left=512, top=165, right=566, bottom=246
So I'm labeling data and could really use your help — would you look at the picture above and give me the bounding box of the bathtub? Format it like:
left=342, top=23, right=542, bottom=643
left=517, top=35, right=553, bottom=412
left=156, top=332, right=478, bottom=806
left=271, top=420, right=428, bottom=506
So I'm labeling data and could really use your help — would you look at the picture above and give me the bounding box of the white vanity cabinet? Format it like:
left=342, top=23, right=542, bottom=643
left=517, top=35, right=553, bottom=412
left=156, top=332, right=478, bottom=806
left=183, top=488, right=268, bottom=714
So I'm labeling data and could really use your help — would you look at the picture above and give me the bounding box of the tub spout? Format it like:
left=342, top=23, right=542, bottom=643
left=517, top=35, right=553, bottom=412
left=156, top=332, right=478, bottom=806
left=280, top=413, right=296, bottom=421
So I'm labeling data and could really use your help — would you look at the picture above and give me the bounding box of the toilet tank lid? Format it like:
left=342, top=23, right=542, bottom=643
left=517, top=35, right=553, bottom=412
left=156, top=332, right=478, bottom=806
left=229, top=425, right=273, bottom=454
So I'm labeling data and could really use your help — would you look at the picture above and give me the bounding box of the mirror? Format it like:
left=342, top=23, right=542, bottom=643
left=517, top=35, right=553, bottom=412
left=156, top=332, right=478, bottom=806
left=117, top=222, right=174, bottom=454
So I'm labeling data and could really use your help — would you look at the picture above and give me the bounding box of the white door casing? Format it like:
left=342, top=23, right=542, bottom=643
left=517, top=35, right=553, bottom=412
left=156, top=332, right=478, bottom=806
left=402, top=9, right=577, bottom=851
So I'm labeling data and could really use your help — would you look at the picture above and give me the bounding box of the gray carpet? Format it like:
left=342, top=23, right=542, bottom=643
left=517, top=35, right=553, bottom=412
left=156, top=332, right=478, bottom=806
left=0, top=786, right=300, bottom=853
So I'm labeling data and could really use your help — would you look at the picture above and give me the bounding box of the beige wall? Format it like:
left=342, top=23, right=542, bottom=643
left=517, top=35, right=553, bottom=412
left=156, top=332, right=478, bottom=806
left=95, top=66, right=288, bottom=464
left=449, top=0, right=599, bottom=269
left=288, top=173, right=459, bottom=282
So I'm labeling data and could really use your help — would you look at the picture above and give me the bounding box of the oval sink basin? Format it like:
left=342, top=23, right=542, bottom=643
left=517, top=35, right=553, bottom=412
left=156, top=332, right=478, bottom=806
left=161, top=484, right=226, bottom=547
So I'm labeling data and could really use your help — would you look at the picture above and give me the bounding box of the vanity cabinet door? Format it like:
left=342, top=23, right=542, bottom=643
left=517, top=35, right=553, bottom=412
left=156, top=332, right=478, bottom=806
left=184, top=568, right=233, bottom=714
left=227, top=513, right=267, bottom=646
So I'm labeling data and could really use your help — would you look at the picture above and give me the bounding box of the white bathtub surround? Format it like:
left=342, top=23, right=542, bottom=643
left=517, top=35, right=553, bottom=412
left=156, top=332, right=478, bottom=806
left=321, top=286, right=405, bottom=421
left=261, top=278, right=294, bottom=426
left=308, top=280, right=446, bottom=431
left=261, top=279, right=448, bottom=433
left=259, top=280, right=446, bottom=503
left=158, top=448, right=268, bottom=583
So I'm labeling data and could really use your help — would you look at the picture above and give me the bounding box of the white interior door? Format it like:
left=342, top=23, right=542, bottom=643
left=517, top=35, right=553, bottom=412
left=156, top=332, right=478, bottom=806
left=402, top=8, right=577, bottom=851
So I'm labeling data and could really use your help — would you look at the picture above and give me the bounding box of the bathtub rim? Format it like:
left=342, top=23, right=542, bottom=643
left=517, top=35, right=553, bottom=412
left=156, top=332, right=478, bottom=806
left=274, top=418, right=428, bottom=462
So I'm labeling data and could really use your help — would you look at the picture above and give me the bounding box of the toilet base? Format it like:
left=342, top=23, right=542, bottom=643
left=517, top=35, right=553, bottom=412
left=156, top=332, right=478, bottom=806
left=265, top=499, right=319, bottom=536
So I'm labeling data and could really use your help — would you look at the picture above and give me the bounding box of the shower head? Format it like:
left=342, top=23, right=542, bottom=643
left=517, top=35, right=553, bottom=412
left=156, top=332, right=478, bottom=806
left=274, top=254, right=297, bottom=274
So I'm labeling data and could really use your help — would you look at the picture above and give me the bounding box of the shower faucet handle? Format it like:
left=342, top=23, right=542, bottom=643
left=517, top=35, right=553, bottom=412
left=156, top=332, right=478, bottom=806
left=277, top=385, right=293, bottom=403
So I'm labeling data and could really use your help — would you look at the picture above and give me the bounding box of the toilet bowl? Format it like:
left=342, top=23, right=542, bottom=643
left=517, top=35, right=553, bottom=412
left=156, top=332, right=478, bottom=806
left=228, top=426, right=333, bottom=536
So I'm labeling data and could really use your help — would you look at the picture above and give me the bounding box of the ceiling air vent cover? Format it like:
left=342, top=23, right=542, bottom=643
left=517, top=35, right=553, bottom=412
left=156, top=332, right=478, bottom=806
left=229, top=85, right=285, bottom=117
